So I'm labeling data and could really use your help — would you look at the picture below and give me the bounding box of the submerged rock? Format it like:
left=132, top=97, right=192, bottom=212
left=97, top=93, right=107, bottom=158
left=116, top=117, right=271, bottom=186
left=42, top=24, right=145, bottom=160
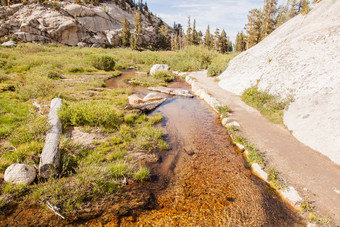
left=4, top=163, right=36, bottom=185
left=128, top=94, right=143, bottom=105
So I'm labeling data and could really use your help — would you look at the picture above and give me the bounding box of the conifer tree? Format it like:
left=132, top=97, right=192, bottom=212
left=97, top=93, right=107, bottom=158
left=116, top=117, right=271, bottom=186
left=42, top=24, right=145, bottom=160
left=214, top=28, right=221, bottom=52
left=262, top=0, right=277, bottom=39
left=185, top=16, right=192, bottom=46
left=204, top=25, right=212, bottom=48
left=133, top=12, right=142, bottom=49
left=245, top=9, right=263, bottom=49
left=198, top=30, right=203, bottom=45
left=192, top=19, right=198, bottom=45
left=235, top=31, right=247, bottom=52
left=300, top=0, right=310, bottom=15
left=121, top=18, right=131, bottom=47
left=220, top=29, right=228, bottom=53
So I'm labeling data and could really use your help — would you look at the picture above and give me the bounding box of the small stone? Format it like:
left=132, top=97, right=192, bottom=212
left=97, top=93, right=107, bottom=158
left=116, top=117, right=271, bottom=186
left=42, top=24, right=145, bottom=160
left=221, top=118, right=229, bottom=126
left=2, top=40, right=16, bottom=47
left=227, top=121, right=240, bottom=128
left=236, top=143, right=245, bottom=151
left=4, top=164, right=36, bottom=185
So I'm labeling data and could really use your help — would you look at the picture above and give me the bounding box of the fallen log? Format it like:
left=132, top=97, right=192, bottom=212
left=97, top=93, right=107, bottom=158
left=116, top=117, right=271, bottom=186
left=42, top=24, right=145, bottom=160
left=39, top=98, right=63, bottom=178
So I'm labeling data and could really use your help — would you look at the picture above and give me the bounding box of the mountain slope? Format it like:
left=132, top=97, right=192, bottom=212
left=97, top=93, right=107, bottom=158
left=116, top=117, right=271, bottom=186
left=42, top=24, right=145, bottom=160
left=218, top=0, right=340, bottom=164
left=0, top=1, right=166, bottom=48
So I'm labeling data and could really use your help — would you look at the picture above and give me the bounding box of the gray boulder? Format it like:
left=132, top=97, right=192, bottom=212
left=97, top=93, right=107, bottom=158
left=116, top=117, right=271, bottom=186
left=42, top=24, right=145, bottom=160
left=4, top=163, right=36, bottom=185
left=150, top=64, right=169, bottom=76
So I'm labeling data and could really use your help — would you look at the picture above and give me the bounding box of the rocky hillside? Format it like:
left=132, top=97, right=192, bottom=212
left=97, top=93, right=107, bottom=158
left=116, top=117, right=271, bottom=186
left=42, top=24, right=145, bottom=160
left=0, top=1, right=167, bottom=48
left=218, top=0, right=340, bottom=164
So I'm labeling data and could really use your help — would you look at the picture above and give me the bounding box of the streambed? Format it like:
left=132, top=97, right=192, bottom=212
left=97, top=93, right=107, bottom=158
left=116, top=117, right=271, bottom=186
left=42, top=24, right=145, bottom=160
left=106, top=72, right=304, bottom=226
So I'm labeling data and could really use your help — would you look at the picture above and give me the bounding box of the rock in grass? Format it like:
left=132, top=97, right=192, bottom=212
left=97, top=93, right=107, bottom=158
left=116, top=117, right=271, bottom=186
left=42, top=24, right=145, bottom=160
left=148, top=87, right=193, bottom=97
left=2, top=40, right=16, bottom=47
left=39, top=98, right=63, bottom=178
left=150, top=64, right=169, bottom=76
left=4, top=164, right=36, bottom=185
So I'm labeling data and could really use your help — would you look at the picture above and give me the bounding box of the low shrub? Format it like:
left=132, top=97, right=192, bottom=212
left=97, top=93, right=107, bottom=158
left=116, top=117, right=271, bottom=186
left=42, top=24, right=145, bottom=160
left=133, top=167, right=150, bottom=181
left=91, top=55, right=115, bottom=71
left=58, top=100, right=124, bottom=131
left=242, top=87, right=291, bottom=124
left=152, top=71, right=174, bottom=82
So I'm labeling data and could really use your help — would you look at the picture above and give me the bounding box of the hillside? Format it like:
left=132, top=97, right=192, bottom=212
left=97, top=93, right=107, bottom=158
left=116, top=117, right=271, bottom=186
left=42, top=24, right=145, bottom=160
left=218, top=0, right=340, bottom=165
left=0, top=1, right=168, bottom=48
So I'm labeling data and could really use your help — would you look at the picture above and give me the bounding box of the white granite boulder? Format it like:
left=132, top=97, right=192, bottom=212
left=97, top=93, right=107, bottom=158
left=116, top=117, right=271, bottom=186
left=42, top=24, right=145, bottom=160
left=4, top=163, right=36, bottom=185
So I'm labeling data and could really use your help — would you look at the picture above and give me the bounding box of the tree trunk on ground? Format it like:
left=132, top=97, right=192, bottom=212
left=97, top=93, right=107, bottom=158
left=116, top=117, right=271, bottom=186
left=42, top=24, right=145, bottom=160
left=39, top=98, right=63, bottom=178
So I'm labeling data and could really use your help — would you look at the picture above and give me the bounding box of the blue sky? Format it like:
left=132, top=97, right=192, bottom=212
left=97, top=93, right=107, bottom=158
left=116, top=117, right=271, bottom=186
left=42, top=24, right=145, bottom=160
left=147, top=0, right=286, bottom=42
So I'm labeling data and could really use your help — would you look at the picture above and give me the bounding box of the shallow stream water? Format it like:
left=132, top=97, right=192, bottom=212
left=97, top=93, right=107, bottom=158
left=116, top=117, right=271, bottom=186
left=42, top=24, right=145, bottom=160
left=106, top=72, right=304, bottom=226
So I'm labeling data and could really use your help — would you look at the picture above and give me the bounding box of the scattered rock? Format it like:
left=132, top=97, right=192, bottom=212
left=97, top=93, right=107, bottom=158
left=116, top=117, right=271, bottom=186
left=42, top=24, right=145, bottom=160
left=4, top=163, right=36, bottom=185
left=148, top=86, right=193, bottom=97
left=128, top=94, right=143, bottom=105
left=143, top=92, right=166, bottom=102
left=221, top=118, right=229, bottom=126
left=279, top=186, right=303, bottom=205
left=226, top=121, right=240, bottom=128
left=150, top=64, right=169, bottom=76
left=39, top=98, right=63, bottom=178
left=251, top=163, right=268, bottom=182
left=1, top=40, right=16, bottom=47
left=236, top=143, right=245, bottom=151
left=128, top=98, right=167, bottom=112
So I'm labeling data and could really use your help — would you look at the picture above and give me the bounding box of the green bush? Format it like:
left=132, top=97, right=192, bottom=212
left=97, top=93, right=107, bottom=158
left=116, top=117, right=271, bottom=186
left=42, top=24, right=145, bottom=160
left=58, top=100, right=124, bottom=130
left=152, top=71, right=174, bottom=82
left=242, top=87, right=291, bottom=124
left=92, top=55, right=115, bottom=71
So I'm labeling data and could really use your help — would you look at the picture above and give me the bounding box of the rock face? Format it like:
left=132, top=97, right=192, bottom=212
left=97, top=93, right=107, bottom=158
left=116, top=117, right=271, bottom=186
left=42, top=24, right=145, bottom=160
left=150, top=64, right=170, bottom=76
left=4, top=164, right=36, bottom=185
left=39, top=98, right=63, bottom=178
left=218, top=0, right=340, bottom=164
left=0, top=2, right=168, bottom=47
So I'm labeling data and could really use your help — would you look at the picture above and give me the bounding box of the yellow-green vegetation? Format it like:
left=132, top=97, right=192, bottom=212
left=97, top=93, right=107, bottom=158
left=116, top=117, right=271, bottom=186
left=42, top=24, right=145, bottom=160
left=207, top=52, right=239, bottom=77
left=241, top=86, right=292, bottom=124
left=0, top=43, right=186, bottom=215
left=308, top=212, right=329, bottom=225
left=217, top=105, right=231, bottom=118
left=266, top=167, right=286, bottom=190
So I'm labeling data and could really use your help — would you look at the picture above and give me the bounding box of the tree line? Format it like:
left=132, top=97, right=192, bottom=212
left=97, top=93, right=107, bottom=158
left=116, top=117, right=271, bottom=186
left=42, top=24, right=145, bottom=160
left=170, top=17, right=233, bottom=53
left=235, top=0, right=320, bottom=52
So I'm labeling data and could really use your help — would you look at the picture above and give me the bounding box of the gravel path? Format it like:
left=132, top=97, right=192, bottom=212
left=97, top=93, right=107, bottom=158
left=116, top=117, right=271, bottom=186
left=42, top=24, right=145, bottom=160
left=189, top=70, right=340, bottom=225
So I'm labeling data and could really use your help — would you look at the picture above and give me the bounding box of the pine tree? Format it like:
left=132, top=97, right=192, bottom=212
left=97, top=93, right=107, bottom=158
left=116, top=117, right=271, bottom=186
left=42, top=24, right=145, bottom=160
left=245, top=9, right=263, bottom=49
left=220, top=29, right=228, bottom=53
left=133, top=12, right=142, bottom=49
left=130, top=34, right=138, bottom=50
left=204, top=25, right=212, bottom=48
left=121, top=18, right=131, bottom=47
left=288, top=0, right=299, bottom=19
left=235, top=31, right=247, bottom=52
left=300, top=0, right=310, bottom=15
left=276, top=4, right=288, bottom=28
left=185, top=16, right=192, bottom=46
left=262, top=0, right=277, bottom=39
left=192, top=19, right=198, bottom=45
left=214, top=28, right=221, bottom=52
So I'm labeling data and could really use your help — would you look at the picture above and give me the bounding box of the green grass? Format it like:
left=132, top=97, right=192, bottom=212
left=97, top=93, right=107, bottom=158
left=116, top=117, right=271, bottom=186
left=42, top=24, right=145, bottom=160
left=217, top=105, right=231, bottom=118
left=207, top=52, right=239, bottom=77
left=242, top=87, right=291, bottom=124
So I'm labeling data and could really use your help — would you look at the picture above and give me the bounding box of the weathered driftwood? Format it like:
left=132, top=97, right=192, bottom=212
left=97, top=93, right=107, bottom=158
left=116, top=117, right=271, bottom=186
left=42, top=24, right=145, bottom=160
left=4, top=163, right=37, bottom=185
left=148, top=86, right=193, bottom=97
left=39, top=98, right=63, bottom=178
left=127, top=98, right=167, bottom=112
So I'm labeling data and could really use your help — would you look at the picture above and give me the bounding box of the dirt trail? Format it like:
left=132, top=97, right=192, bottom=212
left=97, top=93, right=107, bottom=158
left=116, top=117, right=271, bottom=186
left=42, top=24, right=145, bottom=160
left=189, top=70, right=340, bottom=225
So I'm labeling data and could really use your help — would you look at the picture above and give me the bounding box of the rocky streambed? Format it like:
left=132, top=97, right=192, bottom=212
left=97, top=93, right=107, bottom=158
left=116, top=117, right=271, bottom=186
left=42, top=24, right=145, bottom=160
left=104, top=72, right=304, bottom=226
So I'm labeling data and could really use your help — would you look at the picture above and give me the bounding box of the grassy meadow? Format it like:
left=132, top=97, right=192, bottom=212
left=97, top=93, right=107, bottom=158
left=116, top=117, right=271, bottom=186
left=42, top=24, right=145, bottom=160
left=0, top=43, right=235, bottom=215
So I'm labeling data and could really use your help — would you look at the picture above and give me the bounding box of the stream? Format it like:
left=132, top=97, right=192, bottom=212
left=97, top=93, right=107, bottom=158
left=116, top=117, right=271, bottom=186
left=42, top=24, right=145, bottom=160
left=105, top=72, right=304, bottom=226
